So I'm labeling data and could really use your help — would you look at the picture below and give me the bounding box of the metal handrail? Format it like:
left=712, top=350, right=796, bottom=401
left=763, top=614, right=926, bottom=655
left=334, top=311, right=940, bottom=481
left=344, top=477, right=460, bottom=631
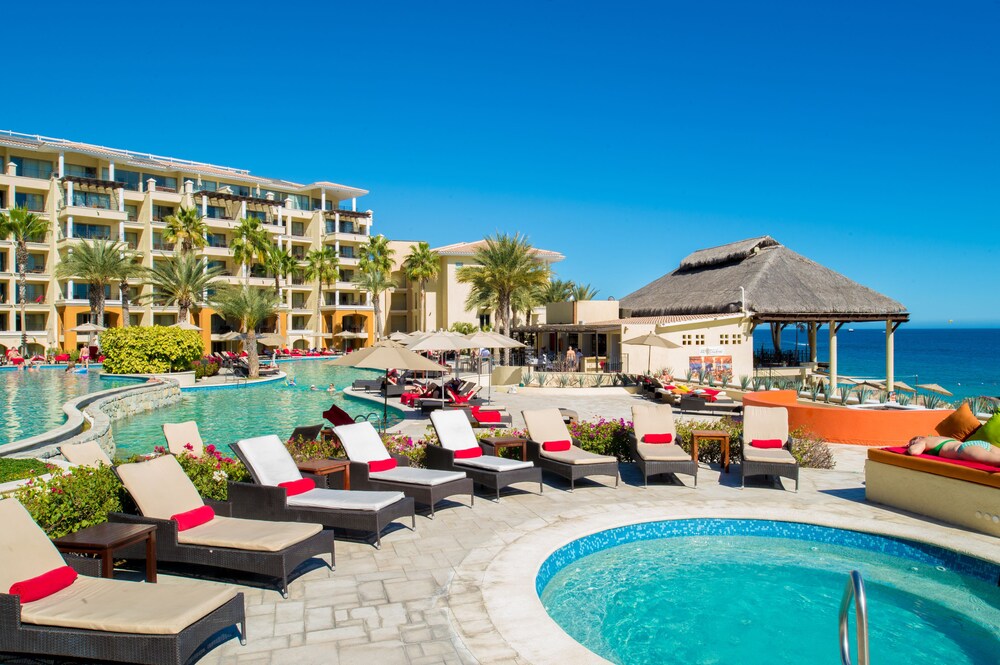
left=839, top=570, right=870, bottom=665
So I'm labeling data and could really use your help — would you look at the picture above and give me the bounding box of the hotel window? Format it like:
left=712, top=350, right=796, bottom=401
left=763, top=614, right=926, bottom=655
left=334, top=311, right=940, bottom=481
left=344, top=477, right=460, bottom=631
left=290, top=246, right=305, bottom=259
left=103, top=168, right=141, bottom=191
left=695, top=334, right=705, bottom=346
left=339, top=246, right=354, bottom=258
left=733, top=334, right=743, bottom=345
left=75, top=223, right=112, bottom=240
left=292, top=222, right=305, bottom=237
left=339, top=270, right=353, bottom=282
left=16, top=313, right=46, bottom=331
left=245, top=209, right=266, bottom=222
left=152, top=205, right=174, bottom=221
left=124, top=204, right=138, bottom=220
left=290, top=194, right=310, bottom=211
left=292, top=315, right=307, bottom=330
left=129, top=314, right=142, bottom=326
left=199, top=180, right=218, bottom=192
left=64, top=163, right=97, bottom=178
left=127, top=286, right=141, bottom=302
left=16, top=284, right=45, bottom=302
left=222, top=183, right=250, bottom=197
left=292, top=294, right=307, bottom=309
left=72, top=191, right=111, bottom=209
left=681, top=334, right=693, bottom=346
left=339, top=221, right=355, bottom=234
left=75, top=313, right=92, bottom=326
left=719, top=334, right=730, bottom=345
left=11, top=156, right=53, bottom=179
left=142, top=173, right=178, bottom=192
left=26, top=254, right=45, bottom=272
left=14, top=192, right=45, bottom=211
left=205, top=205, right=226, bottom=219
left=207, top=260, right=227, bottom=274
left=206, top=233, right=227, bottom=248
left=264, top=190, right=284, bottom=202
left=153, top=314, right=177, bottom=327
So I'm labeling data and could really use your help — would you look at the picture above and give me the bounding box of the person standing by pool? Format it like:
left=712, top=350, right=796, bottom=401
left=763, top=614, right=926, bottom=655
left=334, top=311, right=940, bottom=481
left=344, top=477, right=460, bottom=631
left=79, top=346, right=90, bottom=368
left=565, top=346, right=577, bottom=371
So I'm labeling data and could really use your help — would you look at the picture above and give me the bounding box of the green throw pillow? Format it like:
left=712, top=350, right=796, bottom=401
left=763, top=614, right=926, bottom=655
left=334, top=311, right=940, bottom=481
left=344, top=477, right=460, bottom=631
left=967, top=412, right=1000, bottom=445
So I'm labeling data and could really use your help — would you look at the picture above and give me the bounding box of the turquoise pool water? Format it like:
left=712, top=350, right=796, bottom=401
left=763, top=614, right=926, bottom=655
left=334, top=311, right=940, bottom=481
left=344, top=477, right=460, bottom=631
left=539, top=520, right=1000, bottom=665
left=110, top=360, right=402, bottom=456
left=0, top=366, right=134, bottom=446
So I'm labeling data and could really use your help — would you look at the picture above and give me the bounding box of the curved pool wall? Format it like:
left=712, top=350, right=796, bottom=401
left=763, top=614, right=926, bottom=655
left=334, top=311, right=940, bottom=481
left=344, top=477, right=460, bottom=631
left=536, top=519, right=1000, bottom=595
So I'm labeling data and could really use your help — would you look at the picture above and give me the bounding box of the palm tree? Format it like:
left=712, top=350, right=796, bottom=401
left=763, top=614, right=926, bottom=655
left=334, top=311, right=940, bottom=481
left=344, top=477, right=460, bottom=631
left=358, top=234, right=395, bottom=275
left=303, top=247, right=339, bottom=346
left=353, top=268, right=395, bottom=340
left=570, top=282, right=599, bottom=301
left=113, top=252, right=145, bottom=328
left=0, top=207, right=50, bottom=354
left=162, top=206, right=207, bottom=256
left=537, top=278, right=574, bottom=304
left=55, top=239, right=137, bottom=329
left=457, top=233, right=550, bottom=363
left=402, top=241, right=439, bottom=331
left=230, top=217, right=271, bottom=283
left=142, top=254, right=224, bottom=324
left=210, top=285, right=279, bottom=378
left=263, top=245, right=299, bottom=297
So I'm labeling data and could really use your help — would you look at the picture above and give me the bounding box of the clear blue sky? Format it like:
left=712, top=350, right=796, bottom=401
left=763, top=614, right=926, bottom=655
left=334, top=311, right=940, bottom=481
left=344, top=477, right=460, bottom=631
left=7, top=1, right=998, bottom=326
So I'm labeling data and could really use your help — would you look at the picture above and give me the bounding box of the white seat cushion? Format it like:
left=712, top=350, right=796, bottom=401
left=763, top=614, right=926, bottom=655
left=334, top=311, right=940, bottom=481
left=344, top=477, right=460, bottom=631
left=430, top=409, right=480, bottom=451
left=334, top=422, right=392, bottom=463
left=178, top=515, right=322, bottom=552
left=236, top=435, right=303, bottom=486
left=522, top=408, right=573, bottom=444
left=287, top=488, right=405, bottom=512
left=369, top=467, right=467, bottom=486
left=455, top=456, right=534, bottom=472
left=636, top=443, right=691, bottom=462
left=632, top=404, right=677, bottom=443
left=743, top=447, right=797, bottom=465
left=540, top=446, right=616, bottom=466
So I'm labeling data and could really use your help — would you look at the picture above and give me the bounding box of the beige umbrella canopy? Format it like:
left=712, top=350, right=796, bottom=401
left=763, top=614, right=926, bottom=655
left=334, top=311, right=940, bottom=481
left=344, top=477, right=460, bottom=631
left=70, top=323, right=106, bottom=333
left=329, top=343, right=448, bottom=426
left=407, top=331, right=469, bottom=352
left=388, top=331, right=414, bottom=343
left=334, top=331, right=368, bottom=339
left=474, top=331, right=525, bottom=349
left=170, top=321, right=202, bottom=331
left=257, top=333, right=286, bottom=347
left=890, top=380, right=915, bottom=393
left=917, top=383, right=953, bottom=397
left=623, top=332, right=680, bottom=373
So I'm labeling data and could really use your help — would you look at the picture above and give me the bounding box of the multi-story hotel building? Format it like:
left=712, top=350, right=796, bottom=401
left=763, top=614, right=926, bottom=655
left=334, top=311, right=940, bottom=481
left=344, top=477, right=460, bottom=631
left=0, top=130, right=378, bottom=354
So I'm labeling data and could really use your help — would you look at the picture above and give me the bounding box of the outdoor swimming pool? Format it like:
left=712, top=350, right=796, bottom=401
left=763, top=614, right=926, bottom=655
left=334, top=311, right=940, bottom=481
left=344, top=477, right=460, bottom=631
left=109, top=360, right=403, bottom=456
left=538, top=519, right=999, bottom=665
left=0, top=366, right=134, bottom=446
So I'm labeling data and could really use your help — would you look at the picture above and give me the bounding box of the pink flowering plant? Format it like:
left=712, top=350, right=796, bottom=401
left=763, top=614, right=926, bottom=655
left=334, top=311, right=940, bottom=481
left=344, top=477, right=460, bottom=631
left=285, top=434, right=344, bottom=463
left=13, top=465, right=124, bottom=538
left=382, top=433, right=426, bottom=467
left=170, top=443, right=249, bottom=501
left=568, top=417, right=634, bottom=462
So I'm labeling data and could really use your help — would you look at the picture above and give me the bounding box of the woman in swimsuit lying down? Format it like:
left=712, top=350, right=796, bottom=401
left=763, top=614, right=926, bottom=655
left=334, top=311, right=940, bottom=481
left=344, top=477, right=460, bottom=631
left=906, top=436, right=1000, bottom=466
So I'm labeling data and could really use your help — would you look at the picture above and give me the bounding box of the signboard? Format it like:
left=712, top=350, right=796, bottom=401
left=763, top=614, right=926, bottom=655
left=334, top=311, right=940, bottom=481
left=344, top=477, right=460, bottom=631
left=688, top=355, right=733, bottom=382
left=698, top=346, right=725, bottom=356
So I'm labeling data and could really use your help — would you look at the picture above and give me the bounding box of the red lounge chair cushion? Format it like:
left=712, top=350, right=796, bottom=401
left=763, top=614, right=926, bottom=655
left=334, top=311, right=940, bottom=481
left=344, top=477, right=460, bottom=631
left=171, top=505, right=215, bottom=531
left=471, top=407, right=502, bottom=423
left=882, top=447, right=1000, bottom=473
left=54, top=354, right=70, bottom=362
left=278, top=478, right=316, bottom=496
left=543, top=440, right=572, bottom=452
left=9, top=565, right=78, bottom=603
left=447, top=388, right=469, bottom=404
left=750, top=439, right=784, bottom=449
left=642, top=433, right=674, bottom=444
left=702, top=388, right=720, bottom=396
left=368, top=458, right=398, bottom=472
left=454, top=447, right=483, bottom=459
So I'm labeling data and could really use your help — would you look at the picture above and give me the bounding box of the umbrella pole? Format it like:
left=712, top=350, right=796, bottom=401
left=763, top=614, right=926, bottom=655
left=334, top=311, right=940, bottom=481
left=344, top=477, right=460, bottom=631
left=382, top=369, right=389, bottom=434
left=487, top=356, right=492, bottom=404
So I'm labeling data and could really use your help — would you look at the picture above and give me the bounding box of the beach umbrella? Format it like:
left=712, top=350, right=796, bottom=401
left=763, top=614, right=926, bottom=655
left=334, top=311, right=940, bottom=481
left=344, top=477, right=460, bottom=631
left=71, top=322, right=107, bottom=347
left=257, top=333, right=286, bottom=347
left=890, top=381, right=915, bottom=393
left=463, top=331, right=525, bottom=402
left=623, top=333, right=680, bottom=374
left=388, top=331, right=413, bottom=343
left=916, top=383, right=953, bottom=397
left=329, top=343, right=448, bottom=427
left=169, top=321, right=202, bottom=331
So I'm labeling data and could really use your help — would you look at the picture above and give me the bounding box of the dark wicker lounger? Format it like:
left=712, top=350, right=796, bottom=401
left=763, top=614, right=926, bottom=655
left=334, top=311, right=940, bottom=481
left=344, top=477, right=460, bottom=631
left=627, top=431, right=698, bottom=487
left=522, top=408, right=620, bottom=491
left=627, top=404, right=698, bottom=487
left=348, top=456, right=474, bottom=518
left=741, top=406, right=800, bottom=491
left=229, top=437, right=417, bottom=549
left=425, top=445, right=541, bottom=500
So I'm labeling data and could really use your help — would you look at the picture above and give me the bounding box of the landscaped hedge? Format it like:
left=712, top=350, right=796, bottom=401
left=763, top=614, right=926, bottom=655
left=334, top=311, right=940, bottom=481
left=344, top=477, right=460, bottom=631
left=101, top=326, right=204, bottom=374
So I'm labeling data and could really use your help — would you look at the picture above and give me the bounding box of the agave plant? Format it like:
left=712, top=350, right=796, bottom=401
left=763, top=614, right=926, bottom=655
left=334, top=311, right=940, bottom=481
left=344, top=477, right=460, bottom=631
left=575, top=374, right=587, bottom=388
left=594, top=373, right=608, bottom=388
left=878, top=390, right=890, bottom=404
left=809, top=383, right=822, bottom=402
left=739, top=375, right=751, bottom=390
left=612, top=374, right=623, bottom=387
left=840, top=386, right=855, bottom=405
left=855, top=386, right=873, bottom=404
left=536, top=372, right=549, bottom=387
left=557, top=373, right=570, bottom=388
left=763, top=376, right=774, bottom=391
left=822, top=384, right=831, bottom=403
left=752, top=377, right=765, bottom=392
left=685, top=369, right=694, bottom=382
left=923, top=394, right=945, bottom=409
left=720, top=372, right=732, bottom=387
left=697, top=367, right=707, bottom=384
left=522, top=369, right=533, bottom=386
left=897, top=393, right=912, bottom=406
left=707, top=373, right=716, bottom=387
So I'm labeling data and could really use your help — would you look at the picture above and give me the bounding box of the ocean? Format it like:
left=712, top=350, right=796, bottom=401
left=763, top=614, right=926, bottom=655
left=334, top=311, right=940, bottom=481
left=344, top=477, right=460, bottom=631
left=751, top=327, right=1000, bottom=402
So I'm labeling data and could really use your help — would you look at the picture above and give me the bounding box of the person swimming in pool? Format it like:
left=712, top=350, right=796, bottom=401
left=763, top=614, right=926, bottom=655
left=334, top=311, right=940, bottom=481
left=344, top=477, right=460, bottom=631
left=906, top=435, right=1000, bottom=466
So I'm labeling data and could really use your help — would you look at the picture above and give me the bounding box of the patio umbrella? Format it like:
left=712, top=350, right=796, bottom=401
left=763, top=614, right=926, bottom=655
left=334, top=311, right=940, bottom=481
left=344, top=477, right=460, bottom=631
left=217, top=331, right=246, bottom=341
left=890, top=380, right=915, bottom=393
left=463, top=331, right=525, bottom=403
left=623, top=332, right=679, bottom=374
left=257, top=333, right=286, bottom=347
left=329, top=343, right=448, bottom=427
left=71, top=322, right=107, bottom=347
left=170, top=321, right=202, bottom=331
left=334, top=331, right=368, bottom=339
left=388, top=331, right=413, bottom=343
left=916, top=383, right=953, bottom=397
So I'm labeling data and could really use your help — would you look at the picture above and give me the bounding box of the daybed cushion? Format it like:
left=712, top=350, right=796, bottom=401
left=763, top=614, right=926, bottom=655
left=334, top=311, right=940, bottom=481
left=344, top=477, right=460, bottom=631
left=869, top=448, right=1000, bottom=489
left=116, top=455, right=205, bottom=520
left=178, top=515, right=321, bottom=552
left=19, top=575, right=236, bottom=635
left=287, top=488, right=406, bottom=512
left=334, top=422, right=391, bottom=463
left=966, top=412, right=999, bottom=446
left=636, top=443, right=691, bottom=462
left=430, top=409, right=480, bottom=451
left=60, top=441, right=112, bottom=468
left=369, top=467, right=468, bottom=486
left=540, top=446, right=616, bottom=466
left=934, top=403, right=983, bottom=441
left=743, top=406, right=789, bottom=444
left=455, top=456, right=534, bottom=472
left=632, top=404, right=677, bottom=443
left=523, top=408, right=573, bottom=445
left=743, top=447, right=797, bottom=465
left=163, top=421, right=205, bottom=457
left=237, top=435, right=304, bottom=486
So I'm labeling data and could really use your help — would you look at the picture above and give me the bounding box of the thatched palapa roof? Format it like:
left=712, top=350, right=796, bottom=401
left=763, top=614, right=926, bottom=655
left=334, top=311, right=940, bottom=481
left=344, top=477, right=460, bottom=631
left=621, top=236, right=908, bottom=323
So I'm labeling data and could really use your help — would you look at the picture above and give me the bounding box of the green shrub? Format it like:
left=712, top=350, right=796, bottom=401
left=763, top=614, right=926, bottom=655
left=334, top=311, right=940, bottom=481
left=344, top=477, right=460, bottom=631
left=675, top=418, right=745, bottom=464
left=101, top=326, right=204, bottom=374
left=0, top=458, right=53, bottom=483
left=789, top=427, right=836, bottom=469
left=13, top=465, right=124, bottom=538
left=569, top=417, right=633, bottom=462
left=170, top=445, right=249, bottom=501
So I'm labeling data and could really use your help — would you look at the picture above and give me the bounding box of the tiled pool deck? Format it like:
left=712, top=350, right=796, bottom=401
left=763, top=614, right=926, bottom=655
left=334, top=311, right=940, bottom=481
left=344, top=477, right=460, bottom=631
left=191, top=401, right=998, bottom=665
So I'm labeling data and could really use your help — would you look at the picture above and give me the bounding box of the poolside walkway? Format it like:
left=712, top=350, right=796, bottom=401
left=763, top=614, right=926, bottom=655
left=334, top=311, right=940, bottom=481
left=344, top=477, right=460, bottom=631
left=194, top=423, right=997, bottom=664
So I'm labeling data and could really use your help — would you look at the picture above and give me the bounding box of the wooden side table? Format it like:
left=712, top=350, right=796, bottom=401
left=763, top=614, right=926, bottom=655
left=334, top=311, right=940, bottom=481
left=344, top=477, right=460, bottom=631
left=690, top=429, right=731, bottom=473
left=297, top=458, right=351, bottom=490
left=53, top=522, right=157, bottom=582
left=479, top=437, right=528, bottom=461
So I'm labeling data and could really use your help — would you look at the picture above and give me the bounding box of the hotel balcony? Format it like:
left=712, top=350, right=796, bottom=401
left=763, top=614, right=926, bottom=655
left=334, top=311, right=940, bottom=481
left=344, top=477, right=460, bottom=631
left=338, top=256, right=360, bottom=267
left=202, top=245, right=231, bottom=258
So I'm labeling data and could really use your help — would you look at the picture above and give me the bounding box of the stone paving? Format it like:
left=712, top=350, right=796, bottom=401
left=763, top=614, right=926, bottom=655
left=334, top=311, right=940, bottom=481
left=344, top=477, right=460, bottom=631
left=187, top=385, right=1000, bottom=664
